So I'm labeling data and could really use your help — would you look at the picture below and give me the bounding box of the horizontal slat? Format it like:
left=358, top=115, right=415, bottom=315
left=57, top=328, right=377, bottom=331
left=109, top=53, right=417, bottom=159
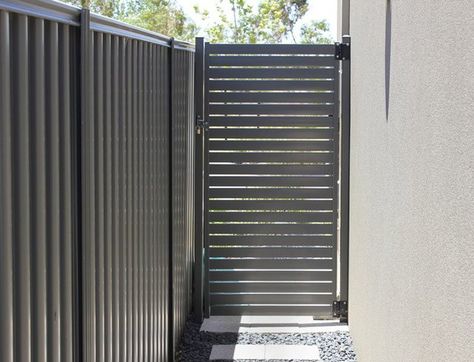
left=209, top=104, right=334, bottom=116
left=210, top=293, right=334, bottom=305
left=209, top=270, right=334, bottom=282
left=209, top=235, right=334, bottom=246
left=209, top=247, right=333, bottom=258
left=209, top=187, right=333, bottom=199
left=209, top=91, right=335, bottom=103
left=210, top=140, right=334, bottom=151
left=210, top=305, right=333, bottom=316
left=210, top=176, right=334, bottom=187
left=209, top=116, right=335, bottom=127
left=208, top=55, right=335, bottom=67
left=207, top=44, right=335, bottom=55
left=210, top=258, right=334, bottom=270
left=209, top=152, right=334, bottom=163
left=209, top=211, right=333, bottom=223
left=209, top=223, right=333, bottom=234
left=209, top=80, right=334, bottom=91
left=209, top=199, right=333, bottom=210
left=210, top=129, right=333, bottom=139
left=209, top=164, right=334, bottom=175
left=209, top=67, right=334, bottom=79
left=210, top=282, right=334, bottom=293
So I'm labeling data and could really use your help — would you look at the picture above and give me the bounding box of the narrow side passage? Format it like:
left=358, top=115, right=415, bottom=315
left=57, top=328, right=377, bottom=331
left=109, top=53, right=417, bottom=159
left=176, top=317, right=356, bottom=361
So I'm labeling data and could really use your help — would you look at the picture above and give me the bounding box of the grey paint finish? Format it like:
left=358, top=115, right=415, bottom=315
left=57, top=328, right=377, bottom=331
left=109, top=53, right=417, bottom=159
left=0, top=10, right=14, bottom=362
left=349, top=0, right=474, bottom=361
left=172, top=48, right=196, bottom=350
left=193, top=38, right=205, bottom=322
left=204, top=44, right=339, bottom=316
left=0, top=1, right=195, bottom=361
left=81, top=30, right=195, bottom=362
left=0, top=11, right=77, bottom=361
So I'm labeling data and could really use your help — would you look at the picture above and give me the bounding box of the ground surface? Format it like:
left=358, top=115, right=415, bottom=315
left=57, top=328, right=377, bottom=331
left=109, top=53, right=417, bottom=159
left=176, top=320, right=357, bottom=361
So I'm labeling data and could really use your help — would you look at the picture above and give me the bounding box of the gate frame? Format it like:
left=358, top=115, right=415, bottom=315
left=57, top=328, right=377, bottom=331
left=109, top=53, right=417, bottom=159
left=192, top=38, right=351, bottom=323
left=338, top=0, right=351, bottom=323
left=338, top=35, right=351, bottom=323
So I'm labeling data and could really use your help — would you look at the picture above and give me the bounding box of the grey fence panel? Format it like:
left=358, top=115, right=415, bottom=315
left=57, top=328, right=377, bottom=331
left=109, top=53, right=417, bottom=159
left=82, top=33, right=194, bottom=361
left=81, top=21, right=195, bottom=362
left=0, top=1, right=195, bottom=361
left=0, top=10, right=78, bottom=361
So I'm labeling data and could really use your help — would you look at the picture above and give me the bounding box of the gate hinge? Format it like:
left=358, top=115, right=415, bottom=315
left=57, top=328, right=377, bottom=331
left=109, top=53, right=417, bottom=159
left=332, top=300, right=348, bottom=322
left=335, top=42, right=350, bottom=60
left=195, top=117, right=209, bottom=134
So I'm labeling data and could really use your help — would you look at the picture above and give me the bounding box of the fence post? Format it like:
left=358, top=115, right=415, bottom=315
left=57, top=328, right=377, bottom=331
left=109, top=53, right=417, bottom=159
left=79, top=8, right=92, bottom=361
left=168, top=37, right=175, bottom=361
left=193, top=37, right=205, bottom=323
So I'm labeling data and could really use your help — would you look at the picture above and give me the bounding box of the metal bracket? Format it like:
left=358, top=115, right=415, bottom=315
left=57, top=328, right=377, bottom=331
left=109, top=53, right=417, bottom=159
left=195, top=117, right=209, bottom=134
left=332, top=300, right=348, bottom=322
left=335, top=42, right=350, bottom=60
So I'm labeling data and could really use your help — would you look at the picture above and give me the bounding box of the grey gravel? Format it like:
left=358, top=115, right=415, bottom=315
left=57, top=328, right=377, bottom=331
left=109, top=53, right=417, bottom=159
left=176, top=320, right=357, bottom=362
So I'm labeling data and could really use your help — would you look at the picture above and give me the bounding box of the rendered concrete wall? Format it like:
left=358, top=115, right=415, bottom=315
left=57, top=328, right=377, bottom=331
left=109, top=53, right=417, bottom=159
left=349, top=1, right=474, bottom=361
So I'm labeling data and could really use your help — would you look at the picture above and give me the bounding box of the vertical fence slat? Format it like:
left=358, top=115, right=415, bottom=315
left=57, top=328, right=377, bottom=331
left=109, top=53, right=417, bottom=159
left=137, top=39, right=144, bottom=362
left=118, top=36, right=127, bottom=362
left=0, top=10, right=14, bottom=362
left=162, top=45, right=170, bottom=362
left=13, top=14, right=32, bottom=362
left=58, top=23, right=74, bottom=362
left=46, top=21, right=61, bottom=362
left=103, top=32, right=113, bottom=362
left=111, top=34, right=120, bottom=362
left=150, top=44, right=157, bottom=360
left=126, top=38, right=133, bottom=362
left=143, top=41, right=150, bottom=361
left=94, top=31, right=105, bottom=362
left=31, top=16, right=47, bottom=362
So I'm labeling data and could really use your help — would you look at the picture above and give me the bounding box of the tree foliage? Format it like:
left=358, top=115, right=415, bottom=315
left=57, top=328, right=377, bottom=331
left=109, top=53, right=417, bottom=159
left=120, top=0, right=198, bottom=41
left=63, top=0, right=123, bottom=18
left=200, top=0, right=331, bottom=44
left=300, top=19, right=332, bottom=44
left=62, top=0, right=198, bottom=41
left=60, top=0, right=332, bottom=44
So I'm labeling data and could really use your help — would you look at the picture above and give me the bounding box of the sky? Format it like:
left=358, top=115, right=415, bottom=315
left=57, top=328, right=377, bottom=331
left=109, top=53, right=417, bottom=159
left=177, top=0, right=338, bottom=41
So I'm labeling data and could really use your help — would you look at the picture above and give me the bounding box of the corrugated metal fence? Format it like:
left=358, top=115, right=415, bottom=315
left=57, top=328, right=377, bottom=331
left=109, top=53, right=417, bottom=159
left=0, top=1, right=195, bottom=361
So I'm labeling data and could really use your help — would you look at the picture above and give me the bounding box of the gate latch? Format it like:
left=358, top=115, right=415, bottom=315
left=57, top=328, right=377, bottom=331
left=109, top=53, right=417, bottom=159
left=196, top=117, right=209, bottom=134
left=335, top=42, right=350, bottom=60
left=332, top=300, right=348, bottom=322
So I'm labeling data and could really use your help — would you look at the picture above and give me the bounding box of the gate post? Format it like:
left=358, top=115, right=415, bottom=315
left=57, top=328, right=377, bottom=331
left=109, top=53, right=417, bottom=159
left=193, top=37, right=205, bottom=322
left=339, top=35, right=351, bottom=323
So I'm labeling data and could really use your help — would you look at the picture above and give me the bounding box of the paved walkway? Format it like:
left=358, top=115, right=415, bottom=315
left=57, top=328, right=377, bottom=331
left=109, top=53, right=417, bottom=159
left=176, top=316, right=356, bottom=361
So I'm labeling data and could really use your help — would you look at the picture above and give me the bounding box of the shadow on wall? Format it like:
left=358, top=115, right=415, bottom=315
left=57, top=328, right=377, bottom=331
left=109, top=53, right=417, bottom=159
left=385, top=0, right=392, bottom=120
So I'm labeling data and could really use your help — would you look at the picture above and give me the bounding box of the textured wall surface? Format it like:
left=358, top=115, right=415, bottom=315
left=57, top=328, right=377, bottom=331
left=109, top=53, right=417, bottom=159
left=349, top=1, right=474, bottom=361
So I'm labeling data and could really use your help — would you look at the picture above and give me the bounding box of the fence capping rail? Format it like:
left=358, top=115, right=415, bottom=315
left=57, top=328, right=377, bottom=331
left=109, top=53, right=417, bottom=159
left=0, top=0, right=194, bottom=51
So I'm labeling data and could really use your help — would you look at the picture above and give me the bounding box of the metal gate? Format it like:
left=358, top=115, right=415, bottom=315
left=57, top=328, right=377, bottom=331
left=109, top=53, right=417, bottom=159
left=195, top=41, right=349, bottom=317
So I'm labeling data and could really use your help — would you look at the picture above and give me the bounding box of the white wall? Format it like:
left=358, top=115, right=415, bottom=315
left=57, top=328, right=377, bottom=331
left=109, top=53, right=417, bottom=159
left=349, top=1, right=474, bottom=361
